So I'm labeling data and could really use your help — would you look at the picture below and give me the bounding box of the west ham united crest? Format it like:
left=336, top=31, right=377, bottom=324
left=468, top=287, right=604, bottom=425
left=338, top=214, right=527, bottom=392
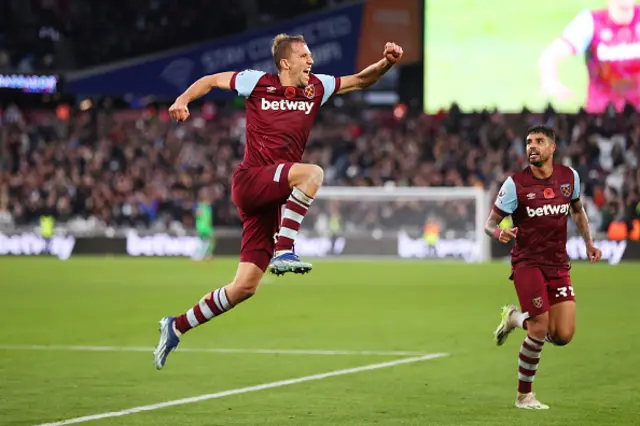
left=560, top=184, right=572, bottom=198
left=532, top=297, right=543, bottom=309
left=303, top=84, right=315, bottom=99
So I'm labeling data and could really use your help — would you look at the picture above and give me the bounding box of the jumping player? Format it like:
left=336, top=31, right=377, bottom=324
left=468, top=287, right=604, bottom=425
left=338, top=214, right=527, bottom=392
left=153, top=34, right=403, bottom=369
left=539, top=0, right=640, bottom=112
left=485, top=125, right=603, bottom=409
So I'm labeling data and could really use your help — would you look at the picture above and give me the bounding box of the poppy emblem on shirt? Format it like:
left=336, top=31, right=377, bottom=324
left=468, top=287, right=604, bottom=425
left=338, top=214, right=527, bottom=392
left=532, top=297, right=543, bottom=309
left=303, top=84, right=315, bottom=99
left=600, top=29, right=613, bottom=41
left=543, top=188, right=555, bottom=199
left=285, top=87, right=296, bottom=99
left=560, top=184, right=572, bottom=198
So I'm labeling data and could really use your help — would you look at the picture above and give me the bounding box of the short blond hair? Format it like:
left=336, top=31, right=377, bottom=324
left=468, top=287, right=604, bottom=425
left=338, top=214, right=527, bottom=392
left=272, top=33, right=306, bottom=71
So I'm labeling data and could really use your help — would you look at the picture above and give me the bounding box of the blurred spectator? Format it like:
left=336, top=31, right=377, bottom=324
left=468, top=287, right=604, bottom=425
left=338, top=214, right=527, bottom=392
left=2, top=101, right=640, bottom=239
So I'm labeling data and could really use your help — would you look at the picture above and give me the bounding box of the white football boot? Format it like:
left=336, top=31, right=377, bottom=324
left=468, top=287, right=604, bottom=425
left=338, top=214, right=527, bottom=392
left=516, top=392, right=550, bottom=410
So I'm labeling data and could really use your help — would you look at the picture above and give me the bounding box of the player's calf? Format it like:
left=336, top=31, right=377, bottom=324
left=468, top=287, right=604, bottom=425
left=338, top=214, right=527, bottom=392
left=226, top=262, right=264, bottom=304
left=153, top=263, right=263, bottom=370
left=271, top=164, right=322, bottom=274
left=516, top=313, right=548, bottom=401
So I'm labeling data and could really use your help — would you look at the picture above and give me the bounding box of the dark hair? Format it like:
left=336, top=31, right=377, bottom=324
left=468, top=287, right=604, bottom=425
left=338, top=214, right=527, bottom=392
left=527, top=125, right=556, bottom=143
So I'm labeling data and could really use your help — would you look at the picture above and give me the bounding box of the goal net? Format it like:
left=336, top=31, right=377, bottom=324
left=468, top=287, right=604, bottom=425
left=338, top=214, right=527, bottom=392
left=294, top=186, right=492, bottom=262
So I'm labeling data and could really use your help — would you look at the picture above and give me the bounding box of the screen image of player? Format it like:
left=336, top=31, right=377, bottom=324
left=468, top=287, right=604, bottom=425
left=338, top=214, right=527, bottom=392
left=423, top=0, right=640, bottom=113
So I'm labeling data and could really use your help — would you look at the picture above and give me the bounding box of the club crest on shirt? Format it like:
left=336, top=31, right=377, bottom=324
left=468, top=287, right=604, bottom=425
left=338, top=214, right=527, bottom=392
left=303, top=84, right=315, bottom=99
left=532, top=297, right=543, bottom=309
left=543, top=188, right=555, bottom=199
left=560, top=184, right=572, bottom=198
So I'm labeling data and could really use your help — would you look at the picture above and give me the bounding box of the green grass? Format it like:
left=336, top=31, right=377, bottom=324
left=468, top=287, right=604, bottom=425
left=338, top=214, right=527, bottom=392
left=424, top=0, right=603, bottom=112
left=1, top=257, right=639, bottom=425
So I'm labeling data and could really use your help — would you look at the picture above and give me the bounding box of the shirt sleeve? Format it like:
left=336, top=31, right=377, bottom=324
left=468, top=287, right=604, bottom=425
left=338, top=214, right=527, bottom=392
left=561, top=9, right=594, bottom=55
left=230, top=70, right=266, bottom=98
left=569, top=167, right=581, bottom=200
left=315, top=74, right=341, bottom=106
left=494, top=177, right=518, bottom=215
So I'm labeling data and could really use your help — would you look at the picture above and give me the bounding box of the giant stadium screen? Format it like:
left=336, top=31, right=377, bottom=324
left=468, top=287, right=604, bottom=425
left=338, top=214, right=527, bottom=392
left=423, top=0, right=606, bottom=113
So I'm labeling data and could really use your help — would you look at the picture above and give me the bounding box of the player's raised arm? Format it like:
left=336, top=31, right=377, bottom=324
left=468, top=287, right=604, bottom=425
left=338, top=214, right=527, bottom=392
left=568, top=169, right=602, bottom=263
left=336, top=42, right=403, bottom=94
left=539, top=9, right=594, bottom=101
left=169, top=72, right=235, bottom=121
left=486, top=177, right=519, bottom=244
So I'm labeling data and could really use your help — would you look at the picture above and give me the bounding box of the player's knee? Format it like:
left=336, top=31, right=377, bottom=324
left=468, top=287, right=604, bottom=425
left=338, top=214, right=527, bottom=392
left=291, top=164, right=323, bottom=187
left=551, top=330, right=574, bottom=346
left=227, top=263, right=263, bottom=304
left=526, top=316, right=549, bottom=341
left=228, top=277, right=259, bottom=303
left=307, top=164, right=324, bottom=186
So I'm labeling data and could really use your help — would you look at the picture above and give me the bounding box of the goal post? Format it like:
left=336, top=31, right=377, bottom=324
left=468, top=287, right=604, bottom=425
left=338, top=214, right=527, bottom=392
left=295, top=186, right=492, bottom=262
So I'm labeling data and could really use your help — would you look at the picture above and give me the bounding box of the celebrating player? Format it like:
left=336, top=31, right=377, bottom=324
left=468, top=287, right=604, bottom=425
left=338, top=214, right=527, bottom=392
left=485, top=125, right=602, bottom=409
left=539, top=0, right=640, bottom=112
left=153, top=34, right=403, bottom=369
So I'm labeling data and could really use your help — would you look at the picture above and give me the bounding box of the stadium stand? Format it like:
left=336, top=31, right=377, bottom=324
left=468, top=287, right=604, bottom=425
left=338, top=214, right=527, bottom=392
left=0, top=0, right=346, bottom=71
left=1, top=101, right=638, bottom=239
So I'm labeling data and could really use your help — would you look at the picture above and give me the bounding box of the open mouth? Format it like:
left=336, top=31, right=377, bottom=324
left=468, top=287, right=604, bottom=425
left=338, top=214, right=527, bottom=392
left=303, top=68, right=311, bottom=75
left=529, top=153, right=540, bottom=160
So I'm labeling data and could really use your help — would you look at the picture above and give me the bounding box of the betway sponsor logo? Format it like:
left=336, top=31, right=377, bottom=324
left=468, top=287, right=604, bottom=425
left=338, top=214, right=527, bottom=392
left=261, top=98, right=314, bottom=115
left=397, top=231, right=478, bottom=262
left=0, top=233, right=75, bottom=260
left=126, top=232, right=198, bottom=257
left=566, top=237, right=626, bottom=266
left=526, top=203, right=570, bottom=217
left=597, top=42, right=640, bottom=62
left=290, top=234, right=345, bottom=257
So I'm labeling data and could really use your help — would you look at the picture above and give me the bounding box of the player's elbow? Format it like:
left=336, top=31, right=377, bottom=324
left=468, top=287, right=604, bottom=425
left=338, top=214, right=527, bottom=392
left=538, top=47, right=555, bottom=70
left=540, top=39, right=572, bottom=65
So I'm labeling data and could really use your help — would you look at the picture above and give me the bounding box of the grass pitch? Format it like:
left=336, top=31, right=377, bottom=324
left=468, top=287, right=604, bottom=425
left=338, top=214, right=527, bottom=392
left=1, top=257, right=638, bottom=425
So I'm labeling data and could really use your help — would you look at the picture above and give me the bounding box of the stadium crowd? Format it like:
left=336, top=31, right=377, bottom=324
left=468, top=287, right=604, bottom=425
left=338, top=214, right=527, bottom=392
left=1, top=100, right=639, bottom=239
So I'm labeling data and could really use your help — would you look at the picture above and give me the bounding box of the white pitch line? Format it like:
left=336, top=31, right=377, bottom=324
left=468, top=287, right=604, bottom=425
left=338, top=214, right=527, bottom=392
left=35, top=352, right=448, bottom=426
left=0, top=344, right=428, bottom=357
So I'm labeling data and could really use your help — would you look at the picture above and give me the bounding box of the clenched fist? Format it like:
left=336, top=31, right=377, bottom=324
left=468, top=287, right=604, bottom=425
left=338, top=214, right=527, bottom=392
left=384, top=42, right=404, bottom=64
left=169, top=100, right=190, bottom=122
